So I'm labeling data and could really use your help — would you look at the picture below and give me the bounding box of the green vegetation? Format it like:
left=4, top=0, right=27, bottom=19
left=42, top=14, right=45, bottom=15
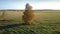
left=0, top=10, right=60, bottom=34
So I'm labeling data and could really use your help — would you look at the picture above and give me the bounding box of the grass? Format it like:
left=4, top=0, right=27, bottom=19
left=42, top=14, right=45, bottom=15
left=0, top=10, right=60, bottom=34
left=0, top=23, right=60, bottom=34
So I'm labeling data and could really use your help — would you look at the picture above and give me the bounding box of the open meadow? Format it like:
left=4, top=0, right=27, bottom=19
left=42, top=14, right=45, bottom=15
left=0, top=10, right=60, bottom=34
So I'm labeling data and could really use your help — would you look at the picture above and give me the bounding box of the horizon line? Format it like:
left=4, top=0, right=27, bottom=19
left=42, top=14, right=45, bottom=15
left=1, top=8, right=60, bottom=10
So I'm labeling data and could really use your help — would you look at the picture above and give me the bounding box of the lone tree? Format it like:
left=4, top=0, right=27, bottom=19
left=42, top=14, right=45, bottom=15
left=22, top=3, right=35, bottom=25
left=1, top=11, right=6, bottom=21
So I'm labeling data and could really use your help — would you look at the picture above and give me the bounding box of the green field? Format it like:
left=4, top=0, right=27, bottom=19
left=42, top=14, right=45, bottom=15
left=0, top=10, right=60, bottom=34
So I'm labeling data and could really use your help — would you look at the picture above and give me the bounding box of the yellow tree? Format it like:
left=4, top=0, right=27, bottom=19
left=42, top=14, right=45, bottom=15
left=1, top=11, right=6, bottom=21
left=22, top=3, right=35, bottom=25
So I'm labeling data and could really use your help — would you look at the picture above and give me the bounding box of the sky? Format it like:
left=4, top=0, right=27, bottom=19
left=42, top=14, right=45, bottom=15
left=0, top=0, right=60, bottom=10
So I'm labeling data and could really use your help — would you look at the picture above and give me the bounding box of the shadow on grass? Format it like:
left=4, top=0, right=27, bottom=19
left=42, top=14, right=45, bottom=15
left=52, top=31, right=60, bottom=34
left=0, top=23, right=28, bottom=30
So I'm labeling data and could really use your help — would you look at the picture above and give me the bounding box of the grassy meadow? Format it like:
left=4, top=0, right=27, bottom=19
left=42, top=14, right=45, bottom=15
left=0, top=10, right=60, bottom=34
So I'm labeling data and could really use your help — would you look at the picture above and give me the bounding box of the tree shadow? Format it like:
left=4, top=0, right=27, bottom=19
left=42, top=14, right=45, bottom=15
left=0, top=23, right=28, bottom=30
left=52, top=31, right=60, bottom=34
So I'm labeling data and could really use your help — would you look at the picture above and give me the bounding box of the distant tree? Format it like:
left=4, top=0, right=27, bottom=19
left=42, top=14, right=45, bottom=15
left=1, top=11, right=6, bottom=21
left=22, top=3, right=35, bottom=25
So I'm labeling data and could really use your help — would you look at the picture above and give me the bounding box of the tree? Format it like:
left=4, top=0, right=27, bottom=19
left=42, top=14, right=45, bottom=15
left=1, top=10, right=6, bottom=21
left=22, top=3, right=35, bottom=25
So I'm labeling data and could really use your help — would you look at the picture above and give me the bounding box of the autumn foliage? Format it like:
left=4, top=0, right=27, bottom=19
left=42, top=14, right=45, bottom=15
left=22, top=3, right=35, bottom=25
